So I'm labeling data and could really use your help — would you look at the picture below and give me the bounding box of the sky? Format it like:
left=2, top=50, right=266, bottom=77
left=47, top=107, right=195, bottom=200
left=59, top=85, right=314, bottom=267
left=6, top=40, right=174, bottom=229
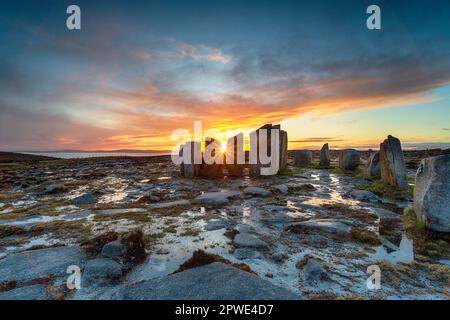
left=1, top=0, right=450, bottom=151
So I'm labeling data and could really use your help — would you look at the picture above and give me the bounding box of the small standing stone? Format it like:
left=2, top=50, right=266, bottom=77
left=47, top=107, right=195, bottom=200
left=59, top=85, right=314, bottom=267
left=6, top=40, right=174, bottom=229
left=319, top=143, right=330, bottom=167
left=379, top=135, right=407, bottom=190
left=339, top=149, right=360, bottom=170
left=365, top=152, right=381, bottom=178
left=294, top=150, right=312, bottom=167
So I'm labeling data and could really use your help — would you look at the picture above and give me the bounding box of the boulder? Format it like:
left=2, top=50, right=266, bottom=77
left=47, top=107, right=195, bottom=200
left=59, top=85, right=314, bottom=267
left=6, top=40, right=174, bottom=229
left=82, top=258, right=122, bottom=286
left=273, top=184, right=289, bottom=194
left=319, top=143, right=330, bottom=167
left=339, top=149, right=360, bottom=170
left=119, top=262, right=299, bottom=300
left=73, top=193, right=97, bottom=206
left=294, top=150, right=312, bottom=167
left=101, top=240, right=125, bottom=259
left=414, top=154, right=450, bottom=232
left=279, top=130, right=288, bottom=171
left=380, top=135, right=407, bottom=190
left=365, top=152, right=381, bottom=178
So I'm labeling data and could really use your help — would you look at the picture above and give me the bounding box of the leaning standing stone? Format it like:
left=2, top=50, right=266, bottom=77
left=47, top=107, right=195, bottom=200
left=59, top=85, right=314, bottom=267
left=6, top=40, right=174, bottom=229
left=379, top=135, right=407, bottom=190
left=339, top=149, right=360, bottom=170
left=414, top=154, right=450, bottom=232
left=294, top=150, right=312, bottom=167
left=365, top=152, right=381, bottom=178
left=319, top=143, right=330, bottom=167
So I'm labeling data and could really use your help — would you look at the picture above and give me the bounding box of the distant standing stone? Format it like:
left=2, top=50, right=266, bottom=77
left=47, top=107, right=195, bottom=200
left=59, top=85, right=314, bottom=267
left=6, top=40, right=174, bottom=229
left=339, top=149, right=360, bottom=170
left=365, top=152, right=381, bottom=178
left=379, top=135, right=407, bottom=190
left=319, top=143, right=330, bottom=167
left=73, top=193, right=97, bottom=206
left=414, top=154, right=450, bottom=232
left=294, top=150, right=312, bottom=167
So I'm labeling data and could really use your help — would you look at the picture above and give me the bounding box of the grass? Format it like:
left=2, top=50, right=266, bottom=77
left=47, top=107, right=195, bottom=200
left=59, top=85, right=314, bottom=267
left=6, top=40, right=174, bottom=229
left=92, top=212, right=153, bottom=222
left=349, top=228, right=381, bottom=245
left=278, top=167, right=303, bottom=176
left=0, top=225, right=25, bottom=238
left=29, top=219, right=92, bottom=240
left=180, top=228, right=201, bottom=237
left=306, top=163, right=335, bottom=170
left=356, top=179, right=413, bottom=199
left=162, top=225, right=177, bottom=234
left=322, top=203, right=378, bottom=224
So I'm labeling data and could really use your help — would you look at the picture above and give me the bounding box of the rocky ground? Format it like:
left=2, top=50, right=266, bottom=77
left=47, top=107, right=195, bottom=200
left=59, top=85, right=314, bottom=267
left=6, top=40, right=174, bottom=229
left=0, top=152, right=449, bottom=300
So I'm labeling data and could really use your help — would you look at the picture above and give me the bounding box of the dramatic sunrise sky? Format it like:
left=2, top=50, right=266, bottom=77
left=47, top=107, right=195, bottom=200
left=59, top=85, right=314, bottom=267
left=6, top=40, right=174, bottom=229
left=1, top=0, right=450, bottom=151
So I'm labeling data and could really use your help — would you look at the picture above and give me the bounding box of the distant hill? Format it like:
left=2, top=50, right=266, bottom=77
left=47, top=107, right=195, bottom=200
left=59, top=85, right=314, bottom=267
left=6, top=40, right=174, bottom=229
left=0, top=151, right=58, bottom=163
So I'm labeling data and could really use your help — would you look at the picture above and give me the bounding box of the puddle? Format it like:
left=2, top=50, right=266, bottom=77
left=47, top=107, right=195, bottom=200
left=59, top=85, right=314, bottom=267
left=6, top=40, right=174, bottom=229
left=370, top=233, right=414, bottom=264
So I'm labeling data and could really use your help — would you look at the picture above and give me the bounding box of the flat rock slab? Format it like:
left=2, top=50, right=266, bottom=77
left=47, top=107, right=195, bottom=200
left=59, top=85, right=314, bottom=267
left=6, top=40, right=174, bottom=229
left=0, top=284, right=51, bottom=300
left=233, top=233, right=269, bottom=249
left=204, top=219, right=234, bottom=231
left=289, top=219, right=353, bottom=235
left=243, top=187, right=271, bottom=197
left=195, top=191, right=242, bottom=206
left=82, top=258, right=122, bottom=286
left=119, top=262, right=299, bottom=300
left=0, top=246, right=84, bottom=284
left=149, top=200, right=191, bottom=209
left=63, top=210, right=92, bottom=220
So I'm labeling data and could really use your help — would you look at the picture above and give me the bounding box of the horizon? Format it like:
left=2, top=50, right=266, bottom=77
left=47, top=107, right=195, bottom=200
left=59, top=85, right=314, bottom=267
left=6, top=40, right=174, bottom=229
left=1, top=0, right=450, bottom=151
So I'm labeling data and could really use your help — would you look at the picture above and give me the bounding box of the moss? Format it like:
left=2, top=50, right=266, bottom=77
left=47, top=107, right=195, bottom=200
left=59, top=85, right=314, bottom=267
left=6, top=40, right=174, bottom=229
left=403, top=206, right=450, bottom=259
left=306, top=163, right=334, bottom=170
left=349, top=228, right=381, bottom=245
left=152, top=203, right=194, bottom=217
left=322, top=203, right=378, bottom=224
left=0, top=193, right=22, bottom=201
left=356, top=179, right=413, bottom=200
left=80, top=231, right=119, bottom=259
left=174, top=250, right=255, bottom=274
left=143, top=232, right=165, bottom=243
left=162, top=225, right=177, bottom=234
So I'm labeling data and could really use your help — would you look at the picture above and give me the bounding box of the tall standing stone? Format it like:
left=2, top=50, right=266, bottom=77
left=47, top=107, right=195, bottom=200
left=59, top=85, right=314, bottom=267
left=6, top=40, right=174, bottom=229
left=319, top=143, right=330, bottom=167
left=182, top=141, right=202, bottom=178
left=380, top=135, right=407, bottom=190
left=294, top=150, right=312, bottom=167
left=226, top=133, right=245, bottom=177
left=339, top=149, right=360, bottom=170
left=414, top=154, right=450, bottom=232
left=200, top=137, right=224, bottom=179
left=279, top=130, right=288, bottom=171
left=365, top=152, right=381, bottom=178
left=249, top=124, right=273, bottom=177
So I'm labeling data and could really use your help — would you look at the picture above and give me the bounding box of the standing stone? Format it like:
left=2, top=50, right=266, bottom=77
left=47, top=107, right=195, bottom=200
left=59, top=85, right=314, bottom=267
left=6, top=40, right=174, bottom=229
left=319, top=143, right=330, bottom=167
left=199, top=137, right=224, bottom=179
left=414, top=154, right=450, bottom=232
left=365, top=152, right=381, bottom=178
left=179, top=145, right=185, bottom=177
left=226, top=133, right=245, bottom=177
left=339, top=149, right=360, bottom=170
left=249, top=124, right=272, bottom=177
left=182, top=141, right=202, bottom=178
left=279, top=130, right=288, bottom=171
left=380, top=135, right=407, bottom=190
left=294, top=150, right=312, bottom=167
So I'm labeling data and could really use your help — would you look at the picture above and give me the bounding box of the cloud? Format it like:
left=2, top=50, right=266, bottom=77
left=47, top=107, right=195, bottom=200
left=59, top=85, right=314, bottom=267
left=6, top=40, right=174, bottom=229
left=157, top=39, right=232, bottom=64
left=289, top=137, right=344, bottom=143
